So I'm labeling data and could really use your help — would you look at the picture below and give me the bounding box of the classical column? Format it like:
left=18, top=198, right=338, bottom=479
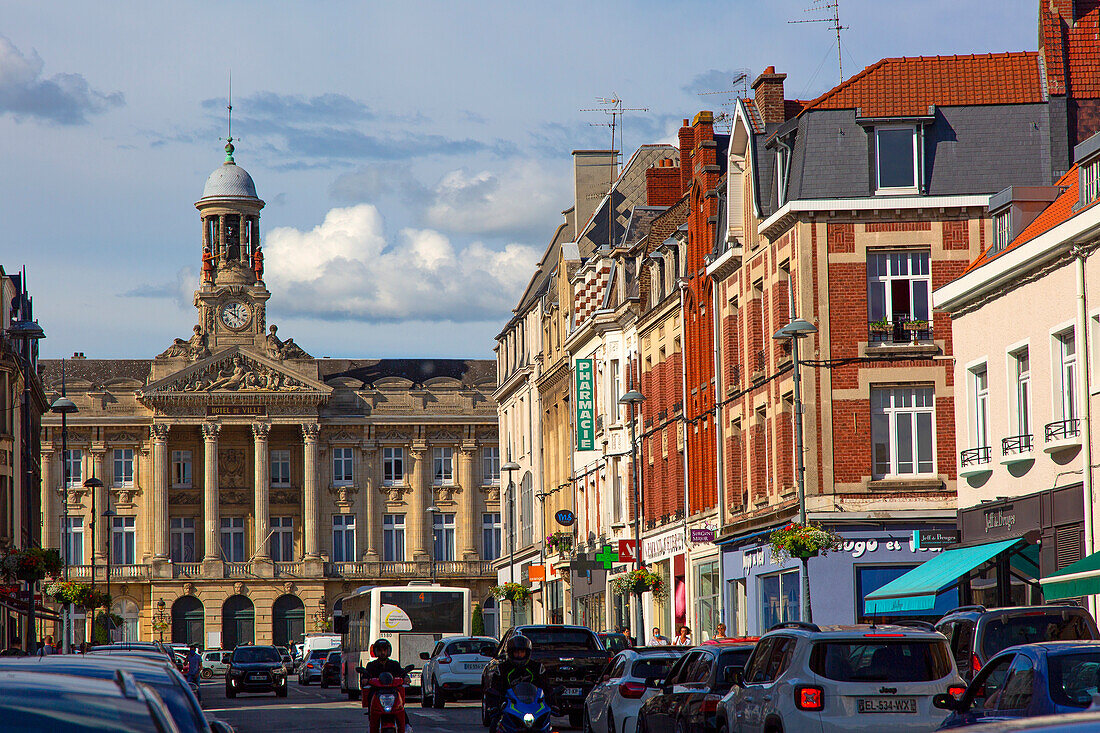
left=41, top=449, right=57, bottom=549
left=91, top=448, right=107, bottom=563
left=253, top=423, right=271, bottom=560
left=151, top=425, right=170, bottom=561
left=408, top=443, right=430, bottom=561
left=362, top=445, right=380, bottom=561
left=302, top=423, right=321, bottom=559
left=202, top=422, right=221, bottom=562
left=458, top=444, right=478, bottom=560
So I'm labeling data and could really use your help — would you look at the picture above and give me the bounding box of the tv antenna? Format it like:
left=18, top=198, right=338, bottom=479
left=789, top=0, right=847, bottom=84
left=697, top=70, right=749, bottom=132
left=580, top=97, right=649, bottom=248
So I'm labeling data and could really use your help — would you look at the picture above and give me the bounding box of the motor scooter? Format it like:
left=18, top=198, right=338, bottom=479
left=358, top=666, right=413, bottom=733
left=495, top=682, right=553, bottom=733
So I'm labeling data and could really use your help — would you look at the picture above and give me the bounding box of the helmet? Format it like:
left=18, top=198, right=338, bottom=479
left=506, top=634, right=532, bottom=664
left=373, top=638, right=391, bottom=657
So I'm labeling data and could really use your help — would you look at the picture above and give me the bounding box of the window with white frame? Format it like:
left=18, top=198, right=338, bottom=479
left=875, top=125, right=919, bottom=191
left=519, top=474, right=533, bottom=547
left=482, top=512, right=502, bottom=561
left=171, top=450, right=192, bottom=488
left=992, top=211, right=1011, bottom=254
left=433, top=447, right=454, bottom=485
left=612, top=458, right=624, bottom=524
left=112, top=449, right=134, bottom=487
left=64, top=449, right=82, bottom=487
left=170, top=517, right=195, bottom=563
left=220, top=517, right=245, bottom=562
left=270, top=450, right=290, bottom=486
left=433, top=512, right=456, bottom=562
left=270, top=516, right=294, bottom=562
left=332, top=447, right=354, bottom=486
left=1012, top=348, right=1031, bottom=439
left=482, top=446, right=500, bottom=485
left=1083, top=159, right=1100, bottom=206
left=111, top=516, right=137, bottom=564
left=1055, top=329, right=1078, bottom=423
left=608, top=360, right=621, bottom=423
left=871, top=386, right=935, bottom=478
left=970, top=364, right=989, bottom=450
left=867, top=251, right=931, bottom=327
left=332, top=515, right=356, bottom=562
left=382, top=514, right=405, bottom=562
left=62, top=516, right=83, bottom=565
left=383, top=447, right=403, bottom=485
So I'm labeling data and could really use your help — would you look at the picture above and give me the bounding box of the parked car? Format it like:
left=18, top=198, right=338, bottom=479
left=482, top=625, right=612, bottom=729
left=276, top=646, right=293, bottom=674
left=298, top=649, right=332, bottom=685
left=599, top=633, right=632, bottom=653
left=225, top=645, right=289, bottom=698
left=637, top=639, right=757, bottom=733
left=420, top=635, right=497, bottom=708
left=0, top=654, right=233, bottom=733
left=320, top=651, right=342, bottom=688
left=201, top=649, right=232, bottom=678
left=946, top=711, right=1100, bottom=732
left=936, top=605, right=1099, bottom=682
left=718, top=621, right=965, bottom=733
left=585, top=646, right=688, bottom=733
left=936, top=641, right=1100, bottom=728
left=299, top=633, right=341, bottom=672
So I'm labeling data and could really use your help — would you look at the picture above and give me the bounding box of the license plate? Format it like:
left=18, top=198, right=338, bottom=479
left=857, top=697, right=917, bottom=714
left=249, top=673, right=266, bottom=681
left=464, top=662, right=486, bottom=670
left=563, top=687, right=582, bottom=696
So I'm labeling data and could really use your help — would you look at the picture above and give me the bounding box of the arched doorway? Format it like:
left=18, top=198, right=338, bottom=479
left=272, top=595, right=304, bottom=648
left=222, top=595, right=255, bottom=649
left=483, top=596, right=498, bottom=638
left=171, top=596, right=204, bottom=647
left=112, top=599, right=140, bottom=642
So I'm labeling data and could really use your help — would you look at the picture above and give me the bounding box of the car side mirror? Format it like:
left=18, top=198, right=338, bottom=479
left=420, top=652, right=430, bottom=660
left=933, top=693, right=960, bottom=711
left=210, top=722, right=234, bottom=733
left=481, top=645, right=496, bottom=657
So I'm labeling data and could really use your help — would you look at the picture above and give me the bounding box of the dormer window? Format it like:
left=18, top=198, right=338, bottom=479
left=991, top=211, right=1010, bottom=254
left=875, top=125, right=920, bottom=194
left=1083, top=159, right=1100, bottom=206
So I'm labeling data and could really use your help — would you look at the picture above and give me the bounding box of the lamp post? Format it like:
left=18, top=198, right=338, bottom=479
left=153, top=598, right=168, bottom=643
left=83, top=474, right=103, bottom=646
left=50, top=390, right=77, bottom=654
left=103, top=505, right=116, bottom=642
left=426, top=504, right=441, bottom=585
left=501, top=460, right=521, bottom=627
left=773, top=317, right=818, bottom=622
left=618, top=389, right=646, bottom=639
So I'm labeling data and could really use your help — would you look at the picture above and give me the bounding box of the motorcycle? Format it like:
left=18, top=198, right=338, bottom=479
left=496, top=682, right=552, bottom=733
left=358, top=665, right=413, bottom=733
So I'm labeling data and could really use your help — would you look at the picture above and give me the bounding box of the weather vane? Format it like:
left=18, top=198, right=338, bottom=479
left=221, top=71, right=235, bottom=162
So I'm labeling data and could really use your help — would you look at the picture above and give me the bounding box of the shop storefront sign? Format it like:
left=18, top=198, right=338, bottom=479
left=618, top=540, right=637, bottom=563
left=690, top=528, right=715, bottom=544
left=575, top=359, right=595, bottom=450
left=644, top=527, right=685, bottom=563
left=555, top=509, right=576, bottom=527
left=914, top=528, right=959, bottom=549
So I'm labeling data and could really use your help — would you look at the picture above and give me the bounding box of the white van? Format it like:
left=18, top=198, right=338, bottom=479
left=298, top=633, right=341, bottom=673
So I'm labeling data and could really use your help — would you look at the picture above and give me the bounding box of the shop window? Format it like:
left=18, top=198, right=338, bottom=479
left=694, top=561, right=721, bottom=641
left=855, top=564, right=957, bottom=623
left=759, top=570, right=799, bottom=633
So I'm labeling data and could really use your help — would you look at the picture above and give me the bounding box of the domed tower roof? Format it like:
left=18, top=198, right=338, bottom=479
left=200, top=139, right=259, bottom=200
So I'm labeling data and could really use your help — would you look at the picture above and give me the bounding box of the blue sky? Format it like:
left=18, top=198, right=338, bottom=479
left=2, top=1, right=1037, bottom=360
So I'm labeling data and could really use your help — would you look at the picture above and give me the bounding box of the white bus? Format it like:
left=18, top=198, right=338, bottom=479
left=338, top=582, right=470, bottom=698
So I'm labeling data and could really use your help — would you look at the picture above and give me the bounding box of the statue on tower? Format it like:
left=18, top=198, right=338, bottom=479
left=252, top=245, right=264, bottom=284
left=158, top=325, right=211, bottom=361
left=202, top=243, right=215, bottom=283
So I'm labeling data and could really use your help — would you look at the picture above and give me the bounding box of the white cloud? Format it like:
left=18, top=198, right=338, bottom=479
left=264, top=204, right=539, bottom=322
left=425, top=162, right=569, bottom=238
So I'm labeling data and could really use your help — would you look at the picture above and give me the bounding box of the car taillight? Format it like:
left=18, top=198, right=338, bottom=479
left=971, top=654, right=982, bottom=674
left=948, top=685, right=966, bottom=697
left=307, top=663, right=315, bottom=669
left=702, top=694, right=721, bottom=713
left=618, top=682, right=646, bottom=699
left=796, top=685, right=824, bottom=711
left=439, top=656, right=452, bottom=665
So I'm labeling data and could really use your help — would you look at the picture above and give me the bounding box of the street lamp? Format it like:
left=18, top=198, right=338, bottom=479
left=618, top=389, right=645, bottom=639
left=84, top=476, right=103, bottom=592
left=153, top=598, right=168, bottom=643
left=773, top=317, right=818, bottom=622
left=501, top=460, right=521, bottom=628
left=102, top=505, right=116, bottom=642
left=426, top=504, right=441, bottom=585
left=50, top=389, right=77, bottom=654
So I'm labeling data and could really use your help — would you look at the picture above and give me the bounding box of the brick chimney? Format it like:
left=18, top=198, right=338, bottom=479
left=678, top=119, right=693, bottom=193
left=752, top=65, right=787, bottom=126
left=646, top=158, right=680, bottom=206
left=1049, top=0, right=1075, bottom=21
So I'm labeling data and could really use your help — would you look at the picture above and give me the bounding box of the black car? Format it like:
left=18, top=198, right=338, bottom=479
left=636, top=640, right=757, bottom=733
left=935, top=604, right=1099, bottom=681
left=226, top=645, right=289, bottom=698
left=320, top=651, right=341, bottom=688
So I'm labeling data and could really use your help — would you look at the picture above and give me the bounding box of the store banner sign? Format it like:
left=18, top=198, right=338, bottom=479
left=575, top=359, right=595, bottom=450
left=914, top=529, right=959, bottom=549
left=690, top=528, right=715, bottom=544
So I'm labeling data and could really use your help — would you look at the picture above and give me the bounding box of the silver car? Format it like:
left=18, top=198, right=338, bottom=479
left=719, top=622, right=965, bottom=733
left=585, top=647, right=685, bottom=733
left=201, top=650, right=232, bottom=678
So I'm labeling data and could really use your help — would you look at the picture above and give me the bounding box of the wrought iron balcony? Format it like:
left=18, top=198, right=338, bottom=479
left=960, top=447, right=991, bottom=466
left=325, top=560, right=495, bottom=579
left=1001, top=434, right=1033, bottom=455
left=1045, top=419, right=1081, bottom=441
left=754, top=350, right=766, bottom=374
left=868, top=318, right=933, bottom=345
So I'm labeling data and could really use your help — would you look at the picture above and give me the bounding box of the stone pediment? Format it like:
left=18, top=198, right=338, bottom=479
left=138, top=346, right=332, bottom=400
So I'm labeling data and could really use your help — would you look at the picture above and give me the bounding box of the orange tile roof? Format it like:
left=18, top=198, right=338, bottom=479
left=800, top=52, right=1044, bottom=118
left=961, top=166, right=1096, bottom=275
left=1042, top=3, right=1100, bottom=97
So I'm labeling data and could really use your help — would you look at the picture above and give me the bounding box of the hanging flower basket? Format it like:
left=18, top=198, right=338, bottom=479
left=610, top=568, right=666, bottom=600
left=545, top=532, right=573, bottom=554
left=490, top=582, right=531, bottom=604
left=1, top=547, right=63, bottom=584
left=769, top=523, right=842, bottom=561
left=45, top=580, right=110, bottom=609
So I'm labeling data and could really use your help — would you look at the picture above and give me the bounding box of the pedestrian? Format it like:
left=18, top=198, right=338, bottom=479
left=673, top=625, right=692, bottom=645
left=36, top=635, right=55, bottom=656
left=649, top=627, right=669, bottom=645
left=713, top=623, right=727, bottom=640
left=186, top=644, right=202, bottom=686
left=621, top=626, right=634, bottom=646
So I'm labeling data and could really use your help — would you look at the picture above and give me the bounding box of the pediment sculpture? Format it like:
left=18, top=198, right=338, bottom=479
left=158, top=325, right=211, bottom=362
left=177, top=354, right=310, bottom=392
left=266, top=325, right=311, bottom=361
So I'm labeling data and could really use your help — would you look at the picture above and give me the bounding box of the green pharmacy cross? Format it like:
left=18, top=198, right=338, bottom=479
left=595, top=545, right=620, bottom=569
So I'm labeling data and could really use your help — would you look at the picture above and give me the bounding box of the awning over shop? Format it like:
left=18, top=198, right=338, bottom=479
left=864, top=538, right=1023, bottom=614
left=1040, top=550, right=1100, bottom=600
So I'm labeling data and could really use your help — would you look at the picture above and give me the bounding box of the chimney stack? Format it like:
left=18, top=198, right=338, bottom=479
left=752, top=65, right=788, bottom=126
left=646, top=158, right=681, bottom=206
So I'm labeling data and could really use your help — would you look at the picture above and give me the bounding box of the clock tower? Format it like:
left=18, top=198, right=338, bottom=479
left=193, top=139, right=271, bottom=351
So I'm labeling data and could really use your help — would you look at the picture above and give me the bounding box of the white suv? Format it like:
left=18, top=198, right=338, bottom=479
left=718, top=621, right=965, bottom=733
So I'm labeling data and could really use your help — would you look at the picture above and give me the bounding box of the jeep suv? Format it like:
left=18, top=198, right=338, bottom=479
left=934, top=605, right=1099, bottom=681
left=717, top=621, right=965, bottom=733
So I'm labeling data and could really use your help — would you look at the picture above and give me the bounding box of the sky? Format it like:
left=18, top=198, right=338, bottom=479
left=1, top=0, right=1038, bottom=361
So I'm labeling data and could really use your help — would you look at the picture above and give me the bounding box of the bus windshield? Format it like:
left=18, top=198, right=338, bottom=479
left=380, top=590, right=464, bottom=633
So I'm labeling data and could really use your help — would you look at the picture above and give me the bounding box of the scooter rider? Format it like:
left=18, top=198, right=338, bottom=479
left=488, top=635, right=546, bottom=726
left=358, top=638, right=408, bottom=732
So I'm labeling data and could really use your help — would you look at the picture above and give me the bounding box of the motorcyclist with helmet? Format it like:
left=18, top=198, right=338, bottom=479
left=357, top=638, right=408, bottom=733
left=487, top=635, right=546, bottom=728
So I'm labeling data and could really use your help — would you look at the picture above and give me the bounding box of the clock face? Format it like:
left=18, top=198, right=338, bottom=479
left=220, top=301, right=252, bottom=330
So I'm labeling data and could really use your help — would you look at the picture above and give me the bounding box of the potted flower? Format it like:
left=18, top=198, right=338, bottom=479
left=903, top=319, right=929, bottom=332
left=489, top=582, right=531, bottom=605
left=546, top=532, right=573, bottom=554
left=769, top=522, right=842, bottom=561
left=45, top=580, right=109, bottom=610
left=869, top=317, right=892, bottom=335
left=610, top=567, right=666, bottom=600
left=1, top=547, right=63, bottom=583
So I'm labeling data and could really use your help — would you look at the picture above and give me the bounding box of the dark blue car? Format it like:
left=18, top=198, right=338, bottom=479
left=937, top=641, right=1100, bottom=728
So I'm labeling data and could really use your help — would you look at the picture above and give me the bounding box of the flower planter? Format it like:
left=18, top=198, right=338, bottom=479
left=490, top=582, right=531, bottom=605
left=769, top=523, right=841, bottom=562
left=902, top=322, right=929, bottom=331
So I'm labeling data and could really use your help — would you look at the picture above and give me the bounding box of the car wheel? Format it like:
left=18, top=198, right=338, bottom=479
left=225, top=687, right=235, bottom=699
left=276, top=686, right=288, bottom=698
left=422, top=680, right=433, bottom=708
left=636, top=716, right=647, bottom=733
left=569, top=711, right=584, bottom=730
left=347, top=686, right=360, bottom=702
left=481, top=696, right=491, bottom=727
left=582, top=707, right=595, bottom=733
left=432, top=681, right=445, bottom=709
left=200, top=668, right=213, bottom=680
left=607, top=710, right=615, bottom=733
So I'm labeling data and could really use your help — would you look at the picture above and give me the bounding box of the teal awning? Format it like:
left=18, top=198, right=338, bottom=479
left=864, top=538, right=1023, bottom=615
left=1041, top=550, right=1100, bottom=600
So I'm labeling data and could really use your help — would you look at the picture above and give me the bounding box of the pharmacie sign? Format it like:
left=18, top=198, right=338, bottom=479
left=575, top=358, right=595, bottom=450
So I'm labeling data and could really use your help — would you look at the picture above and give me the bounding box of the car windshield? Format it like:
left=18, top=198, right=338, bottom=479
left=631, top=657, right=677, bottom=680
left=810, top=640, right=952, bottom=682
left=1048, top=652, right=1100, bottom=708
left=308, top=650, right=331, bottom=659
left=981, top=614, right=1094, bottom=659
left=327, top=653, right=341, bottom=664
left=601, top=635, right=629, bottom=651
left=447, top=640, right=491, bottom=655
left=234, top=647, right=281, bottom=663
left=519, top=629, right=599, bottom=651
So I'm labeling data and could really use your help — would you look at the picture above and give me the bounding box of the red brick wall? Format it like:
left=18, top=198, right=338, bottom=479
left=827, top=223, right=855, bottom=254
left=943, top=220, right=969, bottom=251
left=641, top=347, right=685, bottom=523
left=646, top=165, right=681, bottom=207
left=865, top=222, right=932, bottom=232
